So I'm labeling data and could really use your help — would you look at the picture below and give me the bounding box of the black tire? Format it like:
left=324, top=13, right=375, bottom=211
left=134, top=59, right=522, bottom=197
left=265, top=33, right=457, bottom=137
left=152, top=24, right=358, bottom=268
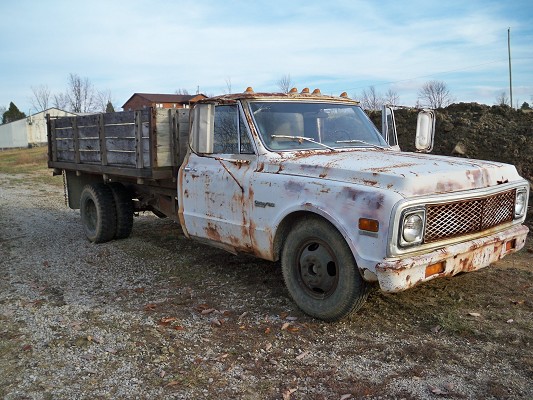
left=108, top=182, right=134, bottom=239
left=281, top=216, right=368, bottom=321
left=80, top=183, right=117, bottom=243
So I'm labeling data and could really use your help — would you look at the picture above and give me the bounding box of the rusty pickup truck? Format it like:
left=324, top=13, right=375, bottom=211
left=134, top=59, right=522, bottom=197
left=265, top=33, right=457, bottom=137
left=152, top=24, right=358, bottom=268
left=47, top=88, right=530, bottom=321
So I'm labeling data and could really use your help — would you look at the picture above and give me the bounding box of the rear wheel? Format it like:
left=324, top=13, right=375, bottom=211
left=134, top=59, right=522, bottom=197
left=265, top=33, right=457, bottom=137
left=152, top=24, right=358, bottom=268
left=108, top=182, right=134, bottom=239
left=80, top=183, right=117, bottom=243
left=281, top=216, right=368, bottom=321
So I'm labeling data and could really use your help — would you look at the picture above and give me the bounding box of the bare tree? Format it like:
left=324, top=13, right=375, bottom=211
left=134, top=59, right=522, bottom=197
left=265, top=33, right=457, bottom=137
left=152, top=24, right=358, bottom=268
left=31, top=85, right=51, bottom=111
left=66, top=73, right=96, bottom=113
left=359, top=86, right=383, bottom=111
left=176, top=88, right=190, bottom=95
left=383, top=88, right=400, bottom=106
left=277, top=74, right=293, bottom=94
left=95, top=89, right=114, bottom=113
left=495, top=91, right=510, bottom=106
left=418, top=80, right=453, bottom=108
left=224, top=78, right=232, bottom=94
left=52, top=93, right=69, bottom=110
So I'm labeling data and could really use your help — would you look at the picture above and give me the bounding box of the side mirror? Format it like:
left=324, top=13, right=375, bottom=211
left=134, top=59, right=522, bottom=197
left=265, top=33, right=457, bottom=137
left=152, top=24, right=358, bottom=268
left=415, top=110, right=435, bottom=153
left=381, top=105, right=399, bottom=149
left=191, top=103, right=215, bottom=154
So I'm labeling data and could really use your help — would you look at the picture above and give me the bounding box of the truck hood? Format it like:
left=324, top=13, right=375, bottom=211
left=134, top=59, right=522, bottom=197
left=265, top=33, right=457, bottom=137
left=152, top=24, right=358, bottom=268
left=266, top=150, right=522, bottom=197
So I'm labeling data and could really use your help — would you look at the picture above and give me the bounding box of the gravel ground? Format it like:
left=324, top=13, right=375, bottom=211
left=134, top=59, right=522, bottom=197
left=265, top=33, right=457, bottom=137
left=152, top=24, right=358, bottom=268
left=1, top=169, right=532, bottom=400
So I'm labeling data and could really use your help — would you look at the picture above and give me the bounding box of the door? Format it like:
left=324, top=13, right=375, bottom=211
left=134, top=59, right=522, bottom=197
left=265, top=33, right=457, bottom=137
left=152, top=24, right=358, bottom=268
left=179, top=104, right=256, bottom=252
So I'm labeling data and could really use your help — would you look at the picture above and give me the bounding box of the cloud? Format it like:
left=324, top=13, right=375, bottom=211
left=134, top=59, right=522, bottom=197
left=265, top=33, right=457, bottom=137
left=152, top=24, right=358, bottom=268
left=1, top=0, right=531, bottom=111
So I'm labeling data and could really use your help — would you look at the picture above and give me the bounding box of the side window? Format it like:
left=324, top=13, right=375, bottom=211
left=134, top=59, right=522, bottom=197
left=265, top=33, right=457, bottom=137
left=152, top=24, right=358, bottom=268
left=239, top=112, right=254, bottom=154
left=214, top=105, right=238, bottom=153
left=213, top=105, right=255, bottom=154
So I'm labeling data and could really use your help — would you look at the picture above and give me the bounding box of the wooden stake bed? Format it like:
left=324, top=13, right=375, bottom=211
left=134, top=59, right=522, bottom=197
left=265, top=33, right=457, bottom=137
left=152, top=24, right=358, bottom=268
left=47, top=108, right=190, bottom=181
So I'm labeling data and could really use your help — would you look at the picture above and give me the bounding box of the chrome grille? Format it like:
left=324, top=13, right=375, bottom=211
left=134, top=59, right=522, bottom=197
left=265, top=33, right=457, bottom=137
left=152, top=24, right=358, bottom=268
left=424, top=189, right=515, bottom=243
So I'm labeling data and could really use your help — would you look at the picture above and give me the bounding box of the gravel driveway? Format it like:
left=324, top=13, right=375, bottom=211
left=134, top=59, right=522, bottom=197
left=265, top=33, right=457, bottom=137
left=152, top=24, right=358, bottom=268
left=1, top=171, right=532, bottom=399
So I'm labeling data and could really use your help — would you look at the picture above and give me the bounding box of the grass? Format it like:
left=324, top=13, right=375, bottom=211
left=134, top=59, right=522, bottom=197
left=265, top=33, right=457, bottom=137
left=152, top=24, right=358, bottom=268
left=0, top=146, right=48, bottom=173
left=0, top=147, right=62, bottom=187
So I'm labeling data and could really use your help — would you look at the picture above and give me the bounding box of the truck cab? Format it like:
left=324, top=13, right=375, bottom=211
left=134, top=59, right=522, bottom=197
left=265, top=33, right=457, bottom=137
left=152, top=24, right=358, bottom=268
left=179, top=88, right=529, bottom=320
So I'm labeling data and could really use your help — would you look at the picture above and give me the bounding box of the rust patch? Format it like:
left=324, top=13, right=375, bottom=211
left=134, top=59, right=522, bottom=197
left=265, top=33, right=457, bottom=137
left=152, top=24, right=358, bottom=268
left=362, top=179, right=378, bottom=186
left=205, top=222, right=221, bottom=242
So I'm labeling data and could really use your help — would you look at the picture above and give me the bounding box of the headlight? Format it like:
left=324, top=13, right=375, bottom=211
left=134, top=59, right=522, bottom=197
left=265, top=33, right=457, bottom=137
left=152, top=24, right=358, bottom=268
left=514, top=189, right=527, bottom=218
left=399, top=208, right=425, bottom=247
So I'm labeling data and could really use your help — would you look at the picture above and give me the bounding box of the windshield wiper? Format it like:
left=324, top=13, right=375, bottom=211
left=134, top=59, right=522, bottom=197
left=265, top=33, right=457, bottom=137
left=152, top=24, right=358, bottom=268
left=335, top=139, right=388, bottom=150
left=271, top=135, right=336, bottom=151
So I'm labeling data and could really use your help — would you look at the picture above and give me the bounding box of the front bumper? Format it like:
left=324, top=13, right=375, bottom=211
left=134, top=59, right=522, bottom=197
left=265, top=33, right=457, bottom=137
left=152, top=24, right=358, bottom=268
left=375, top=224, right=529, bottom=293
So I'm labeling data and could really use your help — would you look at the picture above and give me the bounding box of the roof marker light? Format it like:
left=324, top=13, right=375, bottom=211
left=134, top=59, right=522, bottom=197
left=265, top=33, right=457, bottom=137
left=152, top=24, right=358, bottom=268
left=340, top=92, right=348, bottom=98
left=301, top=88, right=310, bottom=94
left=289, top=87, right=298, bottom=93
left=245, top=87, right=254, bottom=93
left=312, top=88, right=321, bottom=95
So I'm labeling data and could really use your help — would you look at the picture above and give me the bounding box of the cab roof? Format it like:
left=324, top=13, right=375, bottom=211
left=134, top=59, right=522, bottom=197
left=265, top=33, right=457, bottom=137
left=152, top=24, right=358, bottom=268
left=199, top=87, right=360, bottom=105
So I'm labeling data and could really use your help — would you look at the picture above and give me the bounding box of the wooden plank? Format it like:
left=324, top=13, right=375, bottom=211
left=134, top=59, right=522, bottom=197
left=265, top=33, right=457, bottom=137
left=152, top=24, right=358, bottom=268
left=103, top=110, right=136, bottom=125
left=134, top=111, right=145, bottom=169
left=107, top=151, right=137, bottom=166
left=53, top=117, right=75, bottom=129
left=50, top=118, right=58, bottom=162
left=76, top=114, right=100, bottom=127
left=178, top=109, right=190, bottom=166
left=98, top=114, right=108, bottom=166
left=78, top=126, right=99, bottom=139
left=54, top=127, right=75, bottom=139
left=79, top=138, right=100, bottom=153
left=56, top=150, right=75, bottom=162
left=73, top=117, right=80, bottom=164
left=106, top=137, right=136, bottom=152
left=150, top=108, right=157, bottom=168
left=48, top=160, right=175, bottom=180
left=102, top=124, right=136, bottom=138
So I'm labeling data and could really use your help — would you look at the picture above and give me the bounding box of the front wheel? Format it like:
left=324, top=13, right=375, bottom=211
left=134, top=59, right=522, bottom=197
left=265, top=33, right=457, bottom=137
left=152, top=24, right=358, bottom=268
left=281, top=217, right=368, bottom=321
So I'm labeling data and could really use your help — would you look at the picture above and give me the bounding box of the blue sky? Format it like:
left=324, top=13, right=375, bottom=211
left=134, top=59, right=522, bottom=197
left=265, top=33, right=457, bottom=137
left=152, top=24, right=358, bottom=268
left=1, top=0, right=532, bottom=114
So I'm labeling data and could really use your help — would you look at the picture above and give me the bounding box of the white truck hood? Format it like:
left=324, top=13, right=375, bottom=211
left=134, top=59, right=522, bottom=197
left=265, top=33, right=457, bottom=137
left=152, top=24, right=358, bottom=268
left=268, top=149, right=521, bottom=197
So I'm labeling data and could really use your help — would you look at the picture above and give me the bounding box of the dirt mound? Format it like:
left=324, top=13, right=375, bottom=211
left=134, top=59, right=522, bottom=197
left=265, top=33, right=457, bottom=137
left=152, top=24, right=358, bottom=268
left=392, top=103, right=533, bottom=182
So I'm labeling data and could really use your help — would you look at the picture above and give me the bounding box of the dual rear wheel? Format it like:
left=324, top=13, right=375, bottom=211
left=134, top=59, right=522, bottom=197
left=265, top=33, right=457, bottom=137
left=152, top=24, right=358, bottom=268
left=80, top=183, right=133, bottom=243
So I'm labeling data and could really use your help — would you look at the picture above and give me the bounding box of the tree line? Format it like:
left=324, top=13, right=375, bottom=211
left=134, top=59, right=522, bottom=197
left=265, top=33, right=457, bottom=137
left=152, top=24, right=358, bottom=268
left=0, top=73, right=115, bottom=124
left=2, top=74, right=532, bottom=124
left=31, top=73, right=115, bottom=114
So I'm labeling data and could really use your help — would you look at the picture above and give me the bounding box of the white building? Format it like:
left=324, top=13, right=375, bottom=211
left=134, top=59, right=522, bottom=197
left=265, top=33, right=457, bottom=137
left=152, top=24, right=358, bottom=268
left=0, top=108, right=77, bottom=149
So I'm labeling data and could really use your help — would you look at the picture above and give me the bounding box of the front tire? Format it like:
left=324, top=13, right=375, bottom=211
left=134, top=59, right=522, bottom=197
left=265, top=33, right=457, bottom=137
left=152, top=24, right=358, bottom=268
left=80, top=183, right=117, bottom=243
left=281, top=216, right=368, bottom=321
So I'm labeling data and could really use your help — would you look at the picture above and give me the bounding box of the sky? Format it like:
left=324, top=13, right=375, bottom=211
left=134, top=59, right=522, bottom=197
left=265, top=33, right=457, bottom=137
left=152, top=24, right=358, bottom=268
left=1, top=0, right=532, bottom=115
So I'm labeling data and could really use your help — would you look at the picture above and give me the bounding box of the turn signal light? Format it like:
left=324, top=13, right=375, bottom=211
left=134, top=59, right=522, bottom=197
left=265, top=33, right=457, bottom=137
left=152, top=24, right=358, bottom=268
left=358, top=218, right=379, bottom=232
left=505, top=239, right=516, bottom=252
left=425, top=262, right=445, bottom=278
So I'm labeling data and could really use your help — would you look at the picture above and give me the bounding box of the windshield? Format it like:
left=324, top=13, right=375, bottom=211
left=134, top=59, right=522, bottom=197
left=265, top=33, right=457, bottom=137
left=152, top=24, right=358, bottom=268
left=248, top=101, right=388, bottom=151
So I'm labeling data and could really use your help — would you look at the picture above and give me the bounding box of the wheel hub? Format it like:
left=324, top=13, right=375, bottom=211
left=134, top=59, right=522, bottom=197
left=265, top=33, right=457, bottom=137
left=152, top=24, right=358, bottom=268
left=298, top=241, right=338, bottom=298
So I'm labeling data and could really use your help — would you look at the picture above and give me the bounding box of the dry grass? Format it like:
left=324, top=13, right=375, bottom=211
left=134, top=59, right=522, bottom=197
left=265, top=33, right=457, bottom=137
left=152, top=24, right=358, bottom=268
left=0, top=146, right=48, bottom=173
left=0, top=146, right=62, bottom=187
